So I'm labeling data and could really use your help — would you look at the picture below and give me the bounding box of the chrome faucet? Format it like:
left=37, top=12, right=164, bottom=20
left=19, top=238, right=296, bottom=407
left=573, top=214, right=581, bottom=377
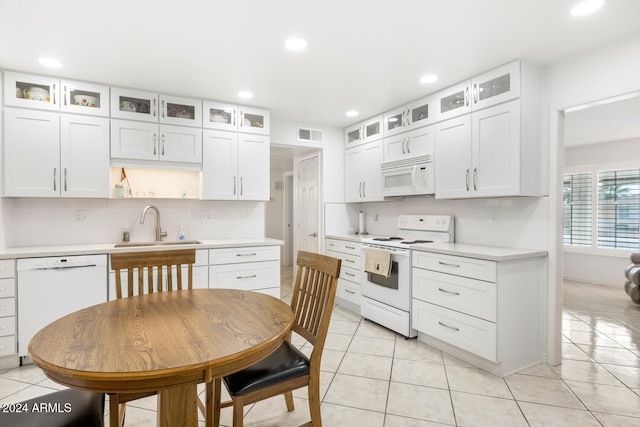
left=140, top=205, right=167, bottom=241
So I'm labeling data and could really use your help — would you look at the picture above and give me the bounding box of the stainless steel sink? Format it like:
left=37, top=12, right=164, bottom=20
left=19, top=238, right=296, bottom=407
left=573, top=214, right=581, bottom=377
left=114, top=240, right=202, bottom=248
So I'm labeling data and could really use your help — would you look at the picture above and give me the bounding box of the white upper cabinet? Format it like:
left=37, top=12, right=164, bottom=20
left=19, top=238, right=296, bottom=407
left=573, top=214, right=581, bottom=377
left=238, top=106, right=270, bottom=135
left=383, top=95, right=434, bottom=138
left=344, top=115, right=383, bottom=148
left=158, top=94, right=202, bottom=127
left=203, top=101, right=238, bottom=131
left=344, top=140, right=383, bottom=202
left=60, top=80, right=110, bottom=116
left=110, top=87, right=158, bottom=122
left=435, top=61, right=521, bottom=122
left=4, top=71, right=60, bottom=111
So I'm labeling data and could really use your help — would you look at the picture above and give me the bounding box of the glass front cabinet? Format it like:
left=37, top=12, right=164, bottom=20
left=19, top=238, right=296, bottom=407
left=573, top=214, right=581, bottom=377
left=344, top=115, right=383, bottom=148
left=203, top=101, right=238, bottom=131
left=383, top=95, right=434, bottom=138
left=4, top=71, right=59, bottom=111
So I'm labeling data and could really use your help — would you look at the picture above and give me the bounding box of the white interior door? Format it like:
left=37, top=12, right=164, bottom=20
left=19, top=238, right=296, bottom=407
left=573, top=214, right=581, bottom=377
left=297, top=155, right=319, bottom=254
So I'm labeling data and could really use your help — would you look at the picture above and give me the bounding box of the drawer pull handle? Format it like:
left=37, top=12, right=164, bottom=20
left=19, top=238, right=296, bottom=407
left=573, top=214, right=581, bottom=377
left=438, top=261, right=460, bottom=268
left=438, top=288, right=460, bottom=296
left=345, top=272, right=356, bottom=277
left=345, top=289, right=356, bottom=294
left=236, top=275, right=257, bottom=280
left=236, top=253, right=257, bottom=257
left=344, top=259, right=356, bottom=263
left=438, top=321, right=460, bottom=332
left=345, top=245, right=356, bottom=250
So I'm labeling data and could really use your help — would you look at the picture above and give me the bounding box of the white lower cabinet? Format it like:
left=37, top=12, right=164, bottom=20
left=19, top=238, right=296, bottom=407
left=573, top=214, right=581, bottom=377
left=208, top=246, right=280, bottom=298
left=0, top=260, right=16, bottom=359
left=412, top=250, right=545, bottom=376
left=326, top=238, right=361, bottom=310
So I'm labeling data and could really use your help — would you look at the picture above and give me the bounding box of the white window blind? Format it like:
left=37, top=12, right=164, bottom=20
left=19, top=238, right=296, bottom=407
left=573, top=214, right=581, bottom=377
left=597, top=168, right=640, bottom=249
left=563, top=172, right=593, bottom=246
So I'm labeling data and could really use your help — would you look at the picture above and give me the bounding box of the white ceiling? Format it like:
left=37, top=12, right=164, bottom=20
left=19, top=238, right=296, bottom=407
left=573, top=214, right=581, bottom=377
left=2, top=0, right=640, bottom=131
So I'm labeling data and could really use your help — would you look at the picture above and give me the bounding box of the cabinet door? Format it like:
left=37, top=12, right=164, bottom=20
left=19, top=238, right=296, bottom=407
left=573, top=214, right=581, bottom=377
left=405, top=125, right=434, bottom=159
left=344, top=146, right=364, bottom=202
left=383, top=133, right=408, bottom=162
left=239, top=106, right=270, bottom=135
left=345, top=122, right=365, bottom=148
left=203, top=101, right=238, bottom=131
left=4, top=72, right=59, bottom=111
left=434, top=115, right=472, bottom=199
left=60, top=114, right=110, bottom=198
left=383, top=106, right=407, bottom=137
left=110, top=87, right=158, bottom=122
left=435, top=80, right=471, bottom=122
left=110, top=119, right=158, bottom=161
left=362, top=140, right=383, bottom=201
left=471, top=61, right=520, bottom=111
left=202, top=130, right=238, bottom=200
left=4, top=108, right=60, bottom=197
left=60, top=80, right=110, bottom=116
left=407, top=95, right=434, bottom=130
left=237, top=133, right=270, bottom=200
left=159, top=94, right=202, bottom=127
left=471, top=100, right=520, bottom=197
left=159, top=125, right=202, bottom=163
left=363, top=115, right=383, bottom=142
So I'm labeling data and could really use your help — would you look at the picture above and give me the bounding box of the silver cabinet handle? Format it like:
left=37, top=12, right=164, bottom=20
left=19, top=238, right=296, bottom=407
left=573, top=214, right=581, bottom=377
left=473, top=167, right=478, bottom=191
left=236, top=253, right=257, bottom=257
left=362, top=181, right=366, bottom=198
left=473, top=83, right=479, bottom=104
left=63, top=85, right=67, bottom=105
left=358, top=182, right=363, bottom=198
left=53, top=168, right=57, bottom=191
left=345, top=245, right=356, bottom=250
left=438, top=287, right=460, bottom=296
left=465, top=168, right=470, bottom=191
left=153, top=134, right=157, bottom=155
left=52, top=83, right=57, bottom=105
left=345, top=289, right=356, bottom=294
left=401, top=138, right=406, bottom=154
left=464, top=86, right=469, bottom=107
left=161, top=99, right=165, bottom=117
left=161, top=134, right=165, bottom=156
left=438, top=261, right=461, bottom=268
left=406, top=136, right=411, bottom=153
left=236, top=274, right=257, bottom=280
left=345, top=271, right=356, bottom=277
left=240, top=176, right=243, bottom=196
left=233, top=176, right=237, bottom=195
left=438, top=321, right=460, bottom=332
left=309, top=232, right=317, bottom=237
left=344, top=258, right=356, bottom=263
left=405, top=108, right=411, bottom=127
left=64, top=168, right=67, bottom=192
left=153, top=98, right=157, bottom=117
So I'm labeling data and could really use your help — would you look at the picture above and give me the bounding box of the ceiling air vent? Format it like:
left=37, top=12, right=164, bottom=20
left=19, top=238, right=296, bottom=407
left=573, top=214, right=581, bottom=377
left=298, top=127, right=323, bottom=142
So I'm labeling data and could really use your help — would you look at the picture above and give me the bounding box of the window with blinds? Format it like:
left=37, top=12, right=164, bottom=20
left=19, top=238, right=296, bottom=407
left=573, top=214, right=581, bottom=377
left=563, top=172, right=593, bottom=246
left=597, top=168, right=640, bottom=249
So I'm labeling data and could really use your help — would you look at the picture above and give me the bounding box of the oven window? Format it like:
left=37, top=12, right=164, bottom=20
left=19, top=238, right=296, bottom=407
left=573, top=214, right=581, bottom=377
left=367, top=261, right=399, bottom=289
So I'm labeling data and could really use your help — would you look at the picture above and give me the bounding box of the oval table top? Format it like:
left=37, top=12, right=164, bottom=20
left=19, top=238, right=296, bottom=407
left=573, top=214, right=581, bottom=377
left=29, top=289, right=294, bottom=394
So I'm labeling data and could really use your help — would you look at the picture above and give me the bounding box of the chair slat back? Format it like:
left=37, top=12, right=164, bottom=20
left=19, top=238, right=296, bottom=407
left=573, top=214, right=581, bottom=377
left=110, top=249, right=196, bottom=299
left=290, top=251, right=341, bottom=358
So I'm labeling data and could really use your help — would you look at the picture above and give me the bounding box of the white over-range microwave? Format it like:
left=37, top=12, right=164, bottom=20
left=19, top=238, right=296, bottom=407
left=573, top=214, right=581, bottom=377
left=381, top=154, right=434, bottom=197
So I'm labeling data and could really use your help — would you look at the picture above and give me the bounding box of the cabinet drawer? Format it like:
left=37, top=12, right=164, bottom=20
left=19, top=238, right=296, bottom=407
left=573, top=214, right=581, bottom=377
left=412, top=252, right=496, bottom=282
left=337, top=278, right=361, bottom=306
left=340, top=266, right=362, bottom=284
left=209, top=260, right=279, bottom=291
left=0, top=279, right=15, bottom=298
left=337, top=241, right=360, bottom=256
left=326, top=239, right=338, bottom=253
left=209, top=246, right=279, bottom=265
left=412, top=269, right=496, bottom=322
left=0, top=260, right=15, bottom=279
left=338, top=253, right=362, bottom=270
left=0, top=298, right=15, bottom=317
left=0, top=335, right=16, bottom=356
left=0, top=316, right=16, bottom=337
left=412, top=299, right=497, bottom=361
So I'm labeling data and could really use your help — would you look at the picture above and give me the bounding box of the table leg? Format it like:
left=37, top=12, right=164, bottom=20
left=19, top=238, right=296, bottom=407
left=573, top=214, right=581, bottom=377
left=157, top=384, right=198, bottom=427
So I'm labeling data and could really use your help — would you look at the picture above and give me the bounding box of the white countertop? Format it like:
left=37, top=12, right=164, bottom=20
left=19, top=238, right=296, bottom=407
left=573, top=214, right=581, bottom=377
left=0, top=238, right=283, bottom=259
left=325, top=234, right=547, bottom=262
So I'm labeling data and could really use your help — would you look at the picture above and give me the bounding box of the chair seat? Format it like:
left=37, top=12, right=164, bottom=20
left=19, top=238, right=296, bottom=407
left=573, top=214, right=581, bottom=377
left=0, top=388, right=105, bottom=427
left=223, top=342, right=310, bottom=397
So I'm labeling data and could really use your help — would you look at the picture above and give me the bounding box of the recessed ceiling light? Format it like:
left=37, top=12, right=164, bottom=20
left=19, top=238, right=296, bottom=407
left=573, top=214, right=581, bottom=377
left=285, top=37, right=307, bottom=52
left=570, top=0, right=604, bottom=16
left=419, top=74, right=438, bottom=84
left=38, top=57, right=63, bottom=68
left=238, top=91, right=253, bottom=99
left=346, top=110, right=359, bottom=117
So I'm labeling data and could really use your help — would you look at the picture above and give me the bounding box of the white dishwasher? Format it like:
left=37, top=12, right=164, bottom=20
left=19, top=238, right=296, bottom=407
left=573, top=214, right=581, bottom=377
left=17, top=255, right=107, bottom=358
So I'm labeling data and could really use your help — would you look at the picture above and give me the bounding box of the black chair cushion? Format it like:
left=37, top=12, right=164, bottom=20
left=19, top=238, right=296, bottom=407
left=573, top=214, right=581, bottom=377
left=0, top=388, right=105, bottom=427
left=223, top=341, right=310, bottom=397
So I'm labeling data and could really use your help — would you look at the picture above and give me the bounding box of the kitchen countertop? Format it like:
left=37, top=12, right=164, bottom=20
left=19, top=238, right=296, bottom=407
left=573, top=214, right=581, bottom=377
left=325, top=234, right=546, bottom=262
left=0, top=238, right=283, bottom=259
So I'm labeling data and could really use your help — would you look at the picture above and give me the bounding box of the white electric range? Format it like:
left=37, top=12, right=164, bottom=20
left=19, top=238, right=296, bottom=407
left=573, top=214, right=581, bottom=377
left=360, top=214, right=455, bottom=337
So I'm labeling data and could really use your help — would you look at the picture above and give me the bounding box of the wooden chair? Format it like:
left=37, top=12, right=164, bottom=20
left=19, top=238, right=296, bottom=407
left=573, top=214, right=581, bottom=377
left=0, top=388, right=105, bottom=426
left=211, top=250, right=341, bottom=427
left=109, top=248, right=197, bottom=427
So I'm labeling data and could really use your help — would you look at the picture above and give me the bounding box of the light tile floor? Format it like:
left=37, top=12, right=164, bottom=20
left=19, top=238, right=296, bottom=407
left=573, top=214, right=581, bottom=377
left=2, top=272, right=640, bottom=426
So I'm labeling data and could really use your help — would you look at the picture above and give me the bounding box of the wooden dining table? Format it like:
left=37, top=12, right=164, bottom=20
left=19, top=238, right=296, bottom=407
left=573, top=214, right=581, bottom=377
left=28, top=288, right=294, bottom=427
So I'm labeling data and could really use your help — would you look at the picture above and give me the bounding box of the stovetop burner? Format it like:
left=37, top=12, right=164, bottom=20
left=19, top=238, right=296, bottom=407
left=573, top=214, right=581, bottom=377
left=372, top=237, right=404, bottom=242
